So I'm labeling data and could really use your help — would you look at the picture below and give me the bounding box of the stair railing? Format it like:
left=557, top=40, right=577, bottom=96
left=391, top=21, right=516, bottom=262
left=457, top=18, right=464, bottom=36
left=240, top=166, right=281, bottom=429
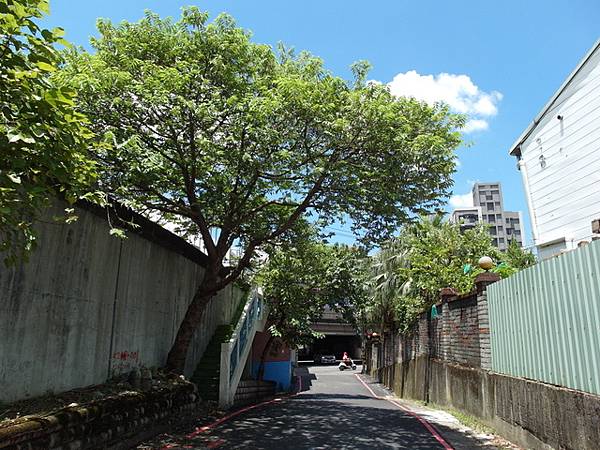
left=218, top=289, right=268, bottom=408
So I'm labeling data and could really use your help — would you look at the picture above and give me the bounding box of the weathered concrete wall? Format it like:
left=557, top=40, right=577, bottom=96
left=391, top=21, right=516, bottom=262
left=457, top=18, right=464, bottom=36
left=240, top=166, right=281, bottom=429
left=492, top=371, right=600, bottom=450
left=0, top=201, right=241, bottom=402
left=379, top=358, right=600, bottom=450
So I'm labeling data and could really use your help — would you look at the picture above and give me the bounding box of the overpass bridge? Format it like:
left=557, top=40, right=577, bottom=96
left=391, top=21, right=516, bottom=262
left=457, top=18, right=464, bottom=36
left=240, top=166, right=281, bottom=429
left=302, top=306, right=362, bottom=361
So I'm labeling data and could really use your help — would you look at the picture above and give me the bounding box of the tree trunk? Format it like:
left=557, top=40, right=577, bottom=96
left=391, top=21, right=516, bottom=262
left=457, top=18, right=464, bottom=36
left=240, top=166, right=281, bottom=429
left=257, top=334, right=275, bottom=381
left=166, top=272, right=219, bottom=374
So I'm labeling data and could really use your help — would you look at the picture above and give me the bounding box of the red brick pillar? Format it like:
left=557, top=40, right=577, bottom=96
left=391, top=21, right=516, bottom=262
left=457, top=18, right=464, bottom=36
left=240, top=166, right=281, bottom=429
left=474, top=272, right=500, bottom=370
left=474, top=272, right=501, bottom=294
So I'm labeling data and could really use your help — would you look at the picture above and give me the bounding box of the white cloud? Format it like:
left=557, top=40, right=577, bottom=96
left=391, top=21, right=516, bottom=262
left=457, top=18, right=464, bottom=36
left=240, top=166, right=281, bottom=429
left=463, top=119, right=489, bottom=133
left=449, top=192, right=473, bottom=208
left=386, top=70, right=502, bottom=133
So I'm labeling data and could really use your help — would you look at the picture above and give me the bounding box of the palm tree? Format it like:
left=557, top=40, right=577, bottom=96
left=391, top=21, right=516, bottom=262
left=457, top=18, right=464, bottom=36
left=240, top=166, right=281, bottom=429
left=367, top=238, right=411, bottom=331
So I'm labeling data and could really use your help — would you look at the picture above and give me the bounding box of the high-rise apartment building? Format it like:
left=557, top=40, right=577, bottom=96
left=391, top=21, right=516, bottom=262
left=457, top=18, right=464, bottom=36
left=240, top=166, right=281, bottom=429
left=472, top=182, right=523, bottom=250
left=451, top=182, right=524, bottom=251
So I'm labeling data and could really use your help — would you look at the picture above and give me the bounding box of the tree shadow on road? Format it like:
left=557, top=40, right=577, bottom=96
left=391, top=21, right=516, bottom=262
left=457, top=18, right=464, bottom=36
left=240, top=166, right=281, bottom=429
left=141, top=365, right=500, bottom=449
left=198, top=397, right=449, bottom=449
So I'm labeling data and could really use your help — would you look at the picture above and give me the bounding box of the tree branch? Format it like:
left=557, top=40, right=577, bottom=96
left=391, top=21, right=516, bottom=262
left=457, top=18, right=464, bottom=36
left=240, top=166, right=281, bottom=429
left=215, top=241, right=257, bottom=290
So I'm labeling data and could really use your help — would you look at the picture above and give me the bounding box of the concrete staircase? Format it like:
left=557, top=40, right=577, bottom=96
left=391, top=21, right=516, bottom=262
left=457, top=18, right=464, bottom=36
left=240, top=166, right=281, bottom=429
left=190, top=290, right=268, bottom=408
left=191, top=325, right=232, bottom=402
left=219, top=293, right=268, bottom=408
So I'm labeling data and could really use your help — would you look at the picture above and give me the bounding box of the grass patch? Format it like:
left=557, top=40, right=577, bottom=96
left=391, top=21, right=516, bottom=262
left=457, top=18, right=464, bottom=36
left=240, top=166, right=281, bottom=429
left=396, top=399, right=516, bottom=449
left=410, top=400, right=495, bottom=434
left=220, top=290, right=251, bottom=342
left=438, top=406, right=495, bottom=434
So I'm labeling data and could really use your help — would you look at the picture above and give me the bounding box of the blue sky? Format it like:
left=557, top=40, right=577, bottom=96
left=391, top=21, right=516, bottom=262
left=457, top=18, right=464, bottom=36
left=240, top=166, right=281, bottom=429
left=42, top=1, right=600, bottom=245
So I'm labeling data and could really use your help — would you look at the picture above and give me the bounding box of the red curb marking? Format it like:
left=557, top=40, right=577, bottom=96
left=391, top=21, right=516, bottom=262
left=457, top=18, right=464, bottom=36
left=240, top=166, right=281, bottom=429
left=188, top=396, right=288, bottom=438
left=159, top=397, right=288, bottom=450
left=160, top=375, right=304, bottom=450
left=206, top=438, right=226, bottom=448
left=354, top=373, right=380, bottom=398
left=354, top=373, right=454, bottom=450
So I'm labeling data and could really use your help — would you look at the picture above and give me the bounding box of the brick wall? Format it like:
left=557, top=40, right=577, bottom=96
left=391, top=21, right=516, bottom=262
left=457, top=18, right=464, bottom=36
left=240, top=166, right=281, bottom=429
left=443, top=293, right=481, bottom=367
left=378, top=281, right=491, bottom=371
left=393, top=315, right=430, bottom=365
left=371, top=273, right=600, bottom=450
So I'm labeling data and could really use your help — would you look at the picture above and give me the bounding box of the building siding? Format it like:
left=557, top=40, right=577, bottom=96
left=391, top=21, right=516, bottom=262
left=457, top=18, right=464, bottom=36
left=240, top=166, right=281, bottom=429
left=519, top=44, right=600, bottom=251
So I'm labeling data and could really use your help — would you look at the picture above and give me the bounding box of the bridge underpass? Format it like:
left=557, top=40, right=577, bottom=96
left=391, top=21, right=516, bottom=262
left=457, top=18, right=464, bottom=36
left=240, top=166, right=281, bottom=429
left=300, top=306, right=362, bottom=361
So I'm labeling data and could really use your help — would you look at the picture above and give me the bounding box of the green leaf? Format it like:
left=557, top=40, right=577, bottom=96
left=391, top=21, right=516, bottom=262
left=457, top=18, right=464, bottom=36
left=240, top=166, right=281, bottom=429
left=7, top=173, right=21, bottom=184
left=36, top=61, right=56, bottom=72
left=52, top=27, right=65, bottom=38
left=109, top=228, right=127, bottom=239
left=39, top=1, right=50, bottom=14
left=1, top=0, right=97, bottom=266
left=8, top=133, right=35, bottom=144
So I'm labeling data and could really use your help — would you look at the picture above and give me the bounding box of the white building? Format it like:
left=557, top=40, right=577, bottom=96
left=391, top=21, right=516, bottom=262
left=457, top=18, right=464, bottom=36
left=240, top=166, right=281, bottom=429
left=510, top=39, right=600, bottom=259
left=450, top=206, right=482, bottom=231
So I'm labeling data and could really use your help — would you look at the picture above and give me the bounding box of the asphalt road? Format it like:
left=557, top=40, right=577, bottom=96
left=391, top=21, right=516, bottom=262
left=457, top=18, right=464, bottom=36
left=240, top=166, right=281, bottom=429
left=205, top=365, right=447, bottom=449
left=140, top=365, right=506, bottom=449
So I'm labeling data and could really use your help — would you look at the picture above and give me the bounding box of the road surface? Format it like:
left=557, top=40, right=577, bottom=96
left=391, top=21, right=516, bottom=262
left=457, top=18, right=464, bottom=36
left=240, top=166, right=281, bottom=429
left=140, top=365, right=505, bottom=449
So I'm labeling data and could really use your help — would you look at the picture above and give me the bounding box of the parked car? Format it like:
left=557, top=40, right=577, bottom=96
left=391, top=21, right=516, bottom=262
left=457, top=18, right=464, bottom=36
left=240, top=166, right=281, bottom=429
left=314, top=354, right=337, bottom=364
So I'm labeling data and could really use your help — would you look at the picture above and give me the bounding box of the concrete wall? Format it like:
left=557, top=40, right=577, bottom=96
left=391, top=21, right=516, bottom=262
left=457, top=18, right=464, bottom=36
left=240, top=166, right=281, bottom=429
left=249, top=331, right=293, bottom=391
left=378, top=358, right=600, bottom=450
left=0, top=201, right=241, bottom=402
left=250, top=361, right=292, bottom=391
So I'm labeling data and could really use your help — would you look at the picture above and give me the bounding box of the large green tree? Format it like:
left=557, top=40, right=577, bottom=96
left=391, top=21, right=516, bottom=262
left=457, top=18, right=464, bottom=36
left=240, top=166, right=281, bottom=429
left=59, top=8, right=464, bottom=372
left=0, top=0, right=97, bottom=264
left=257, top=228, right=331, bottom=377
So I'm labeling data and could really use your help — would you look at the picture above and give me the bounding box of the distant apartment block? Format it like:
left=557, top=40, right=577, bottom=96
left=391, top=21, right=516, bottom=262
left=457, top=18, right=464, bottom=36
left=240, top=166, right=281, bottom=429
left=451, top=207, right=482, bottom=231
left=451, top=182, right=524, bottom=251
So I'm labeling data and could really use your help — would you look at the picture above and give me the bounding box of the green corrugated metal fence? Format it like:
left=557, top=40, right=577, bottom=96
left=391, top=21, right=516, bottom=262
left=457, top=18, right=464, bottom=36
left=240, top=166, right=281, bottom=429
left=488, top=240, right=600, bottom=396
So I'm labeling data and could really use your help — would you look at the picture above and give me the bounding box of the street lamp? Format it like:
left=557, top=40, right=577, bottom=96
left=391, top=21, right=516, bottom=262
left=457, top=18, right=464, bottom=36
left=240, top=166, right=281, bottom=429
left=478, top=256, right=494, bottom=271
